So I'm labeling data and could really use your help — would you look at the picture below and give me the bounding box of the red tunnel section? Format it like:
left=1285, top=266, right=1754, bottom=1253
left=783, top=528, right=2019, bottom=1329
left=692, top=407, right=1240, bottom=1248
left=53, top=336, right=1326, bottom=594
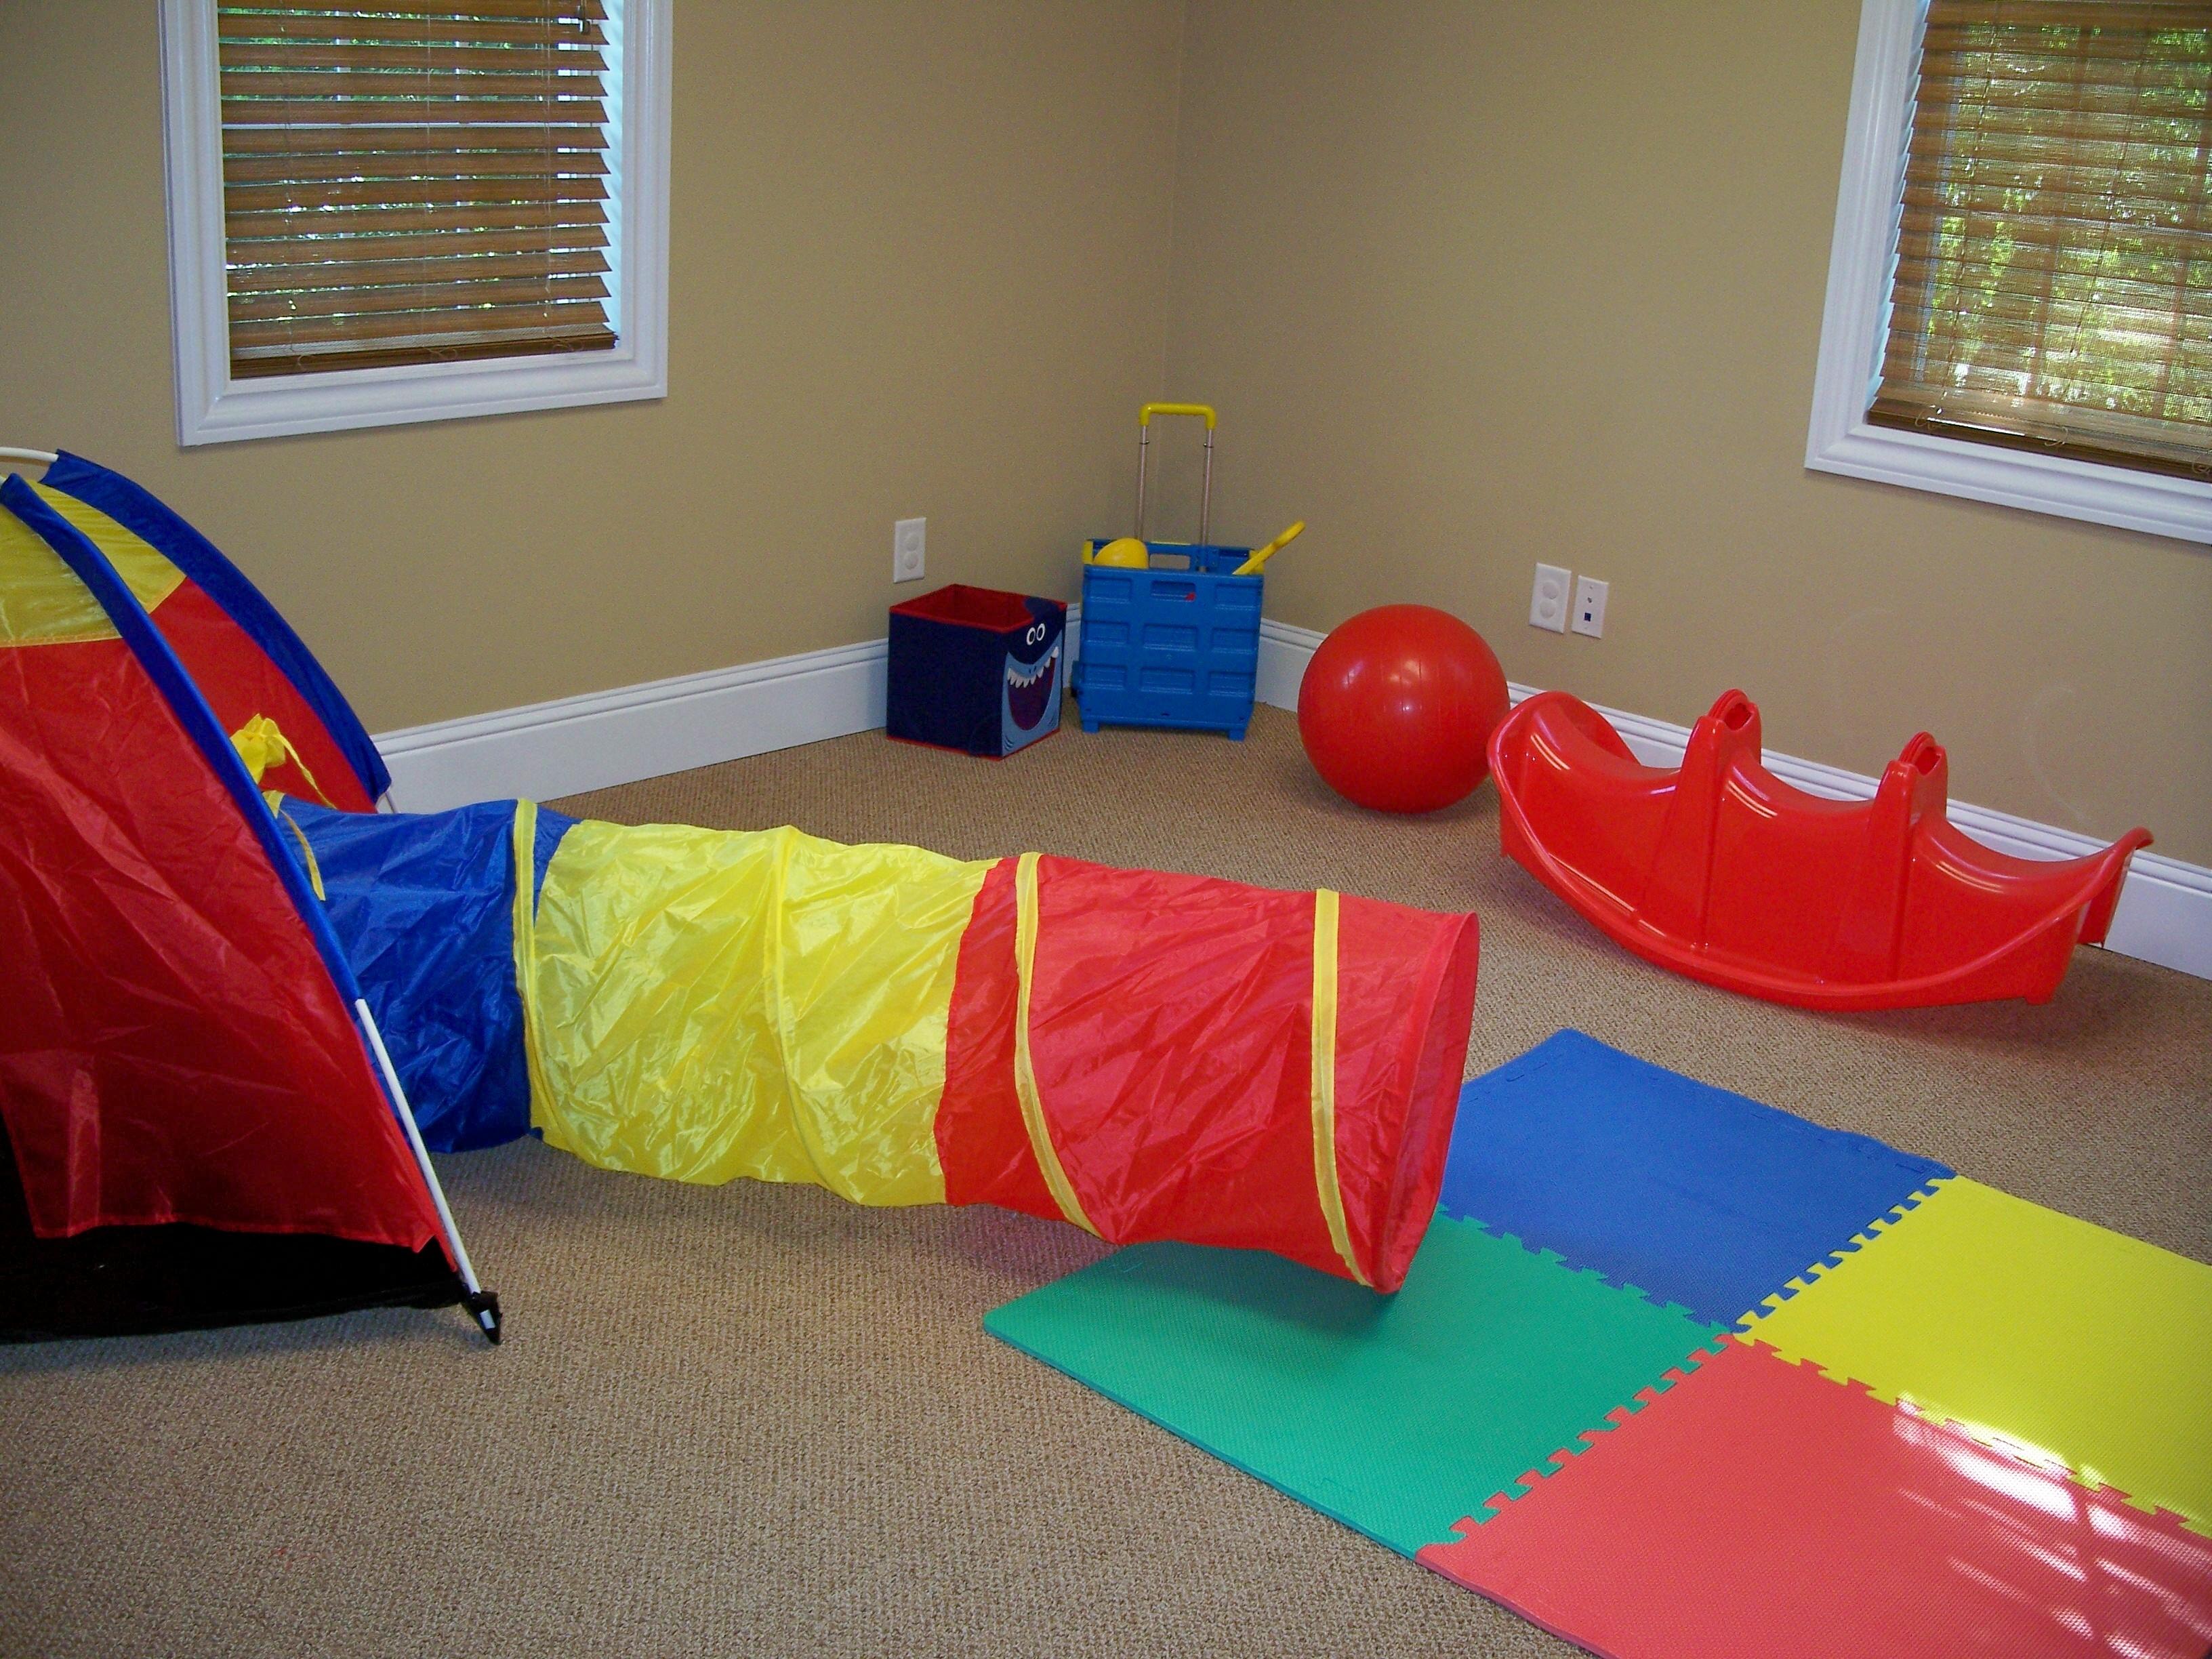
left=937, top=855, right=1480, bottom=1291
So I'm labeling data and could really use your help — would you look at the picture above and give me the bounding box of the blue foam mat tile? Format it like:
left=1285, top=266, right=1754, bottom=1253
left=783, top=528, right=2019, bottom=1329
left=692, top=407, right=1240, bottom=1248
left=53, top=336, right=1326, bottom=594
left=1439, top=1031, right=1952, bottom=1328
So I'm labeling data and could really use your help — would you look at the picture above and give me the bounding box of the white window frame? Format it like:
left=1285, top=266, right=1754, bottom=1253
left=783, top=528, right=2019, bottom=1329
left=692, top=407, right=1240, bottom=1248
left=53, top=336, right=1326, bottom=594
left=1806, top=0, right=2211, bottom=546
left=158, top=0, right=670, bottom=447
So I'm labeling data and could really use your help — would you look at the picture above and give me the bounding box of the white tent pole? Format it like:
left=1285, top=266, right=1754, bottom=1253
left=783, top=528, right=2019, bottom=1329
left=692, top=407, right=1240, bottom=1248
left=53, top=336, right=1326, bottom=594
left=355, top=998, right=501, bottom=1343
left=0, top=447, right=58, bottom=468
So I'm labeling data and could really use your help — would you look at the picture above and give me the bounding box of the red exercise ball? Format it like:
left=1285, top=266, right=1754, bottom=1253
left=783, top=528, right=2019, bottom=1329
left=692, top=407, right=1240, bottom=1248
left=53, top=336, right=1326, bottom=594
left=1298, top=605, right=1510, bottom=814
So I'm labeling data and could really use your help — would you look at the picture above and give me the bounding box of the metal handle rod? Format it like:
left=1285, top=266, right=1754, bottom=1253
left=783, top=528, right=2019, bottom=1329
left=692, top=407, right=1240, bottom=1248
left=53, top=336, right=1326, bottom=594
left=1136, top=425, right=1150, bottom=541
left=0, top=447, right=58, bottom=468
left=356, top=998, right=501, bottom=1343
left=1132, top=407, right=1218, bottom=545
left=1198, top=427, right=1214, bottom=546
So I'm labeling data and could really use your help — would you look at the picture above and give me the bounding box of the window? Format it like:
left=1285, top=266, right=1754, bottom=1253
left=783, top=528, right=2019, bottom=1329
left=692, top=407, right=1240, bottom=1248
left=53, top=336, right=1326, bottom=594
left=1807, top=0, right=2211, bottom=543
left=160, top=0, right=670, bottom=445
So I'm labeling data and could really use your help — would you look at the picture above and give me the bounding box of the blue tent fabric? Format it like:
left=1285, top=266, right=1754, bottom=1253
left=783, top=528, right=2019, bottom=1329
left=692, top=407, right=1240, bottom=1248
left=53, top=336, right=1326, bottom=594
left=285, top=800, right=576, bottom=1152
left=1438, top=1031, right=1952, bottom=1328
left=40, top=451, right=392, bottom=803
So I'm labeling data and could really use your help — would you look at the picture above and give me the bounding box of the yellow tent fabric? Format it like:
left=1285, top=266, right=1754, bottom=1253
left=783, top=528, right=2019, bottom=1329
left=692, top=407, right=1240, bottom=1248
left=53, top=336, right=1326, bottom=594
left=529, top=820, right=992, bottom=1205
left=0, top=487, right=183, bottom=647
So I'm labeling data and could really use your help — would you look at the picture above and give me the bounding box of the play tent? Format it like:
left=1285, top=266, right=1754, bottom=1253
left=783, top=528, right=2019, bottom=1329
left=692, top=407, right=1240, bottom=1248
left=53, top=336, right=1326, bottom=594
left=0, top=455, right=493, bottom=1341
left=1, top=452, right=1481, bottom=1340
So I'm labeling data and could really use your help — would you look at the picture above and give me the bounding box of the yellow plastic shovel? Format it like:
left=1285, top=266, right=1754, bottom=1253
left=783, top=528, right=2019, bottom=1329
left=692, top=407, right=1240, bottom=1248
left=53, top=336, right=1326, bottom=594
left=1232, top=520, right=1305, bottom=577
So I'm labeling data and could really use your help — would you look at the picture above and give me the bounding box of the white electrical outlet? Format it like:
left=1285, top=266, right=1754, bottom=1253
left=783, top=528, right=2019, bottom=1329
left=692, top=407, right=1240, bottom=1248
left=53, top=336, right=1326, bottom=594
left=893, top=517, right=926, bottom=583
left=1530, top=562, right=1571, bottom=632
left=1572, top=575, right=1608, bottom=638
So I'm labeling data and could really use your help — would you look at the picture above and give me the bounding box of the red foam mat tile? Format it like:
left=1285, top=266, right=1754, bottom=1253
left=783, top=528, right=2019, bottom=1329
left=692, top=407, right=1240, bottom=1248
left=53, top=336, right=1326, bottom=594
left=1417, top=1338, right=2212, bottom=1659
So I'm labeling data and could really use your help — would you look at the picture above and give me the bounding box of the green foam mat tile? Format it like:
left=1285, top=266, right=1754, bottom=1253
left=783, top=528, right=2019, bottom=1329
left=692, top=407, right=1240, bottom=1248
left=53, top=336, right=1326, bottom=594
left=984, top=1214, right=1723, bottom=1557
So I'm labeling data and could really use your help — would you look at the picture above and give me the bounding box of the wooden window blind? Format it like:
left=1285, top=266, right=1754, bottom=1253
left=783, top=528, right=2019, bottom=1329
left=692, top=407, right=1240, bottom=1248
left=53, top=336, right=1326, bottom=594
left=217, top=1, right=619, bottom=379
left=1871, top=0, right=2211, bottom=480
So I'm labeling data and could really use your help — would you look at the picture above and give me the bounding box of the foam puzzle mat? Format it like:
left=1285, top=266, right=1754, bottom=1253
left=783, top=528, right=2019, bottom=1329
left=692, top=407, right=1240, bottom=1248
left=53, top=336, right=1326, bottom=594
left=1438, top=1029, right=1952, bottom=1328
left=1419, top=1336, right=2212, bottom=1659
left=987, top=1031, right=2212, bottom=1658
left=984, top=1213, right=1719, bottom=1556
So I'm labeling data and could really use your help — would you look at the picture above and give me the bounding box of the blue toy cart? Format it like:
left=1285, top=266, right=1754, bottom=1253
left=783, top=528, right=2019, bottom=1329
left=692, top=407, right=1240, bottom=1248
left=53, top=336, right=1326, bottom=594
left=1073, top=403, right=1260, bottom=741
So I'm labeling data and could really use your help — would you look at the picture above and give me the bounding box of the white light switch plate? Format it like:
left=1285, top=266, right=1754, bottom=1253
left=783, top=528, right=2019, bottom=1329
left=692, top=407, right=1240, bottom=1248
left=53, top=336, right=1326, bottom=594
left=893, top=517, right=926, bottom=583
left=1530, top=562, right=1571, bottom=632
left=1572, top=575, right=1607, bottom=638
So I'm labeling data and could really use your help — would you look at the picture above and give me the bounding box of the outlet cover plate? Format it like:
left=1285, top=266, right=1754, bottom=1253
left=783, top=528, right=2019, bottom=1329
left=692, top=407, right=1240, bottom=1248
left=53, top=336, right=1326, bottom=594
left=893, top=517, right=926, bottom=583
left=1572, top=575, right=1607, bottom=638
left=1531, top=562, right=1571, bottom=632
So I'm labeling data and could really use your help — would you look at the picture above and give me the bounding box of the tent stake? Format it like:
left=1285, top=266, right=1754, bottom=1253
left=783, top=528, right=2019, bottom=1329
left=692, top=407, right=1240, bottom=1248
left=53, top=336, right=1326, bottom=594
left=356, top=999, right=502, bottom=1344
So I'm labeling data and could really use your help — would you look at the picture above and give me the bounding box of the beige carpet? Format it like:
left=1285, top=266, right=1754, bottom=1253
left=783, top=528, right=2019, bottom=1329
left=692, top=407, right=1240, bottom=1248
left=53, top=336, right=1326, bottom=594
left=5, top=705, right=2207, bottom=1659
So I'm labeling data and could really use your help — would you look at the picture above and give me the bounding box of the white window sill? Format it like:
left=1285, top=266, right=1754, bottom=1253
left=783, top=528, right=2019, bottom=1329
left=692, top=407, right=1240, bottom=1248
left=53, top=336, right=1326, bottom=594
left=178, top=348, right=667, bottom=447
left=1807, top=414, right=2212, bottom=547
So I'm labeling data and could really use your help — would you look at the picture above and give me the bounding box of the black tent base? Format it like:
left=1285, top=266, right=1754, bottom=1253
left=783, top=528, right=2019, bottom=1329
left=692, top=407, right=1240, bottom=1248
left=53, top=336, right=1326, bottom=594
left=0, top=1136, right=469, bottom=1344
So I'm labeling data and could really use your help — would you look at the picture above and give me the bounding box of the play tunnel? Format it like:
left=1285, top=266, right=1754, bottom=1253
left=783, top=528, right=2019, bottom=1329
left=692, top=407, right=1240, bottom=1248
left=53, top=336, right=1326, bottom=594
left=287, top=799, right=1482, bottom=1292
left=1, top=449, right=1479, bottom=1332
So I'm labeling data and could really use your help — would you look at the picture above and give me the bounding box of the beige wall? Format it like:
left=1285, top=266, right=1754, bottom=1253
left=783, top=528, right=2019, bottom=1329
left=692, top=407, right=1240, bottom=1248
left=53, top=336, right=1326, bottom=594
left=0, top=0, right=1184, bottom=731
left=5, top=0, right=2206, bottom=861
left=1159, top=0, right=2212, bottom=863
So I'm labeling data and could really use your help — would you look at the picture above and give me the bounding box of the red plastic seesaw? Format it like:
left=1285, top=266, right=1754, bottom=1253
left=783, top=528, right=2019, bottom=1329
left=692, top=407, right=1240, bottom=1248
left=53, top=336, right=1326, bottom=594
left=1488, top=689, right=2150, bottom=1011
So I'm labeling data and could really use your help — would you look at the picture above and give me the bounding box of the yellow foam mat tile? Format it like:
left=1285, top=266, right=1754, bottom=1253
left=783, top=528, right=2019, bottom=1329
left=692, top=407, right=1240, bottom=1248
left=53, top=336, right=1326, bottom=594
left=1740, top=1176, right=2212, bottom=1536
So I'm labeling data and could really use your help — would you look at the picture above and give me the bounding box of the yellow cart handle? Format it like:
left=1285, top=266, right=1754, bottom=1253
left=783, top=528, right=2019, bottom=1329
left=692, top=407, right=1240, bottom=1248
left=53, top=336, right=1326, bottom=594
left=1135, top=403, right=1217, bottom=544
left=1139, top=403, right=1216, bottom=428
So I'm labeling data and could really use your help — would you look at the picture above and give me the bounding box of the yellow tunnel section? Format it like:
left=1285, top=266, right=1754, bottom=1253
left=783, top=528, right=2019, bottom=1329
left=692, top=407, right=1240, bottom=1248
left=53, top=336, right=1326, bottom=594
left=523, top=816, right=994, bottom=1206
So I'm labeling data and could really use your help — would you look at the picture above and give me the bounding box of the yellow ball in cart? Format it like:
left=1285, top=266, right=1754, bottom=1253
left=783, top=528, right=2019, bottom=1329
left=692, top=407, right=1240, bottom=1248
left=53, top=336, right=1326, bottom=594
left=1090, top=537, right=1151, bottom=569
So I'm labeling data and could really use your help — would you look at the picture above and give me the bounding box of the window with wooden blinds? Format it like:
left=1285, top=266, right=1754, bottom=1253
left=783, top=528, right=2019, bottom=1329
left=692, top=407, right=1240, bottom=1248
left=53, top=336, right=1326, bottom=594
left=217, top=1, right=620, bottom=379
left=1870, top=1, right=2212, bottom=480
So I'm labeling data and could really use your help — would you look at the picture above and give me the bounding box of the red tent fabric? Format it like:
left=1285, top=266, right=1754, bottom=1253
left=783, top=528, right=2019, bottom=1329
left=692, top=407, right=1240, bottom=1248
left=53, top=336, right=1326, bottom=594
left=127, top=576, right=375, bottom=810
left=33, top=452, right=387, bottom=811
left=0, top=476, right=438, bottom=1253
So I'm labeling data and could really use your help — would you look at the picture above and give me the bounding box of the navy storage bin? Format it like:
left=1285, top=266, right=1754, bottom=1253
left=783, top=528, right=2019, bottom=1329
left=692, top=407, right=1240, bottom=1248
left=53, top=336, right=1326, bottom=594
left=1074, top=541, right=1259, bottom=740
left=887, top=584, right=1065, bottom=758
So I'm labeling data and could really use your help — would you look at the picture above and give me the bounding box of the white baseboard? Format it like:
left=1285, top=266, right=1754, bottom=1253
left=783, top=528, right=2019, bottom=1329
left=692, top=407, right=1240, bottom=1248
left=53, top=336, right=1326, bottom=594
left=1254, top=617, right=2209, bottom=981
left=375, top=614, right=2207, bottom=983
left=378, top=638, right=887, bottom=810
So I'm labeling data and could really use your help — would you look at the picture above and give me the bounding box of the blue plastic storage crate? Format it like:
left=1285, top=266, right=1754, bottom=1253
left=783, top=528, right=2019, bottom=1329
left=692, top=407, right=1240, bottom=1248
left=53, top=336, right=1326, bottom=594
left=1074, top=541, right=1260, bottom=740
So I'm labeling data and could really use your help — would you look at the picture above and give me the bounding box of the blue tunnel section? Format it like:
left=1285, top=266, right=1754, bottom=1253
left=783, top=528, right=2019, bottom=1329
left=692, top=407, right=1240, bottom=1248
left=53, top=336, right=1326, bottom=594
left=283, top=798, right=576, bottom=1152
